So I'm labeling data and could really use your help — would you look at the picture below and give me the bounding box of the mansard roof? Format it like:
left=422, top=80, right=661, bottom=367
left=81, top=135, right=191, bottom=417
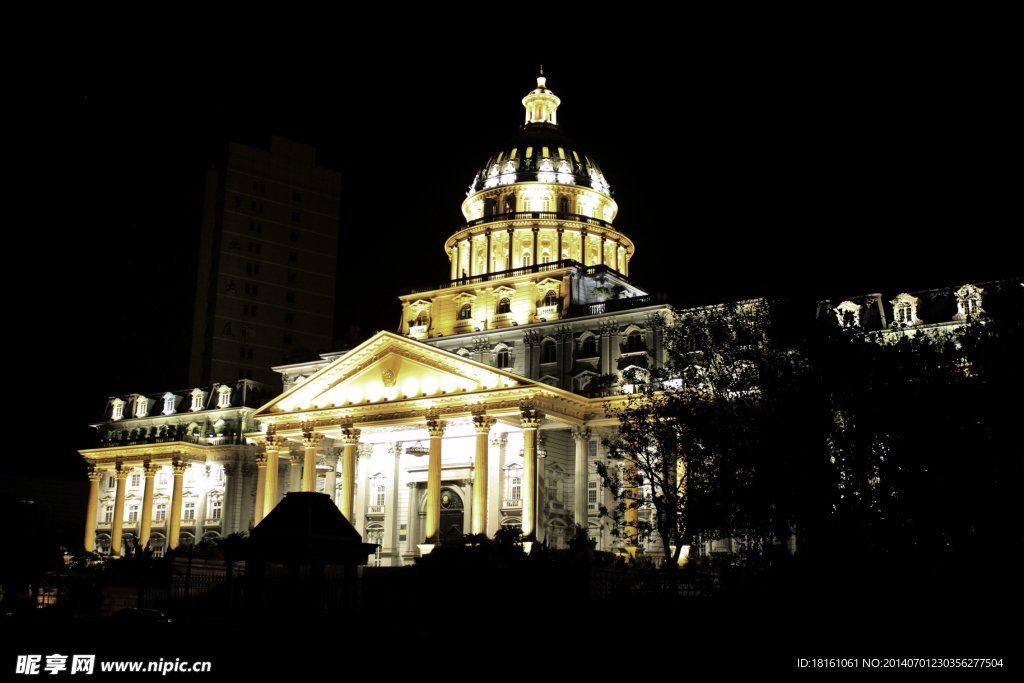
left=95, top=380, right=272, bottom=424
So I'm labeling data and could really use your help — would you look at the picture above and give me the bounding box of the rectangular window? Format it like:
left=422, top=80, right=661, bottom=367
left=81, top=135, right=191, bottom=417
left=107, top=476, right=115, bottom=488
left=260, top=183, right=265, bottom=193
left=249, top=221, right=255, bottom=231
left=212, top=466, right=223, bottom=483
left=254, top=265, right=260, bottom=275
left=293, top=192, right=302, bottom=202
left=244, top=304, right=249, bottom=315
left=247, top=370, right=252, bottom=379
left=290, top=231, right=299, bottom=242
left=248, top=242, right=253, bottom=252
left=158, top=472, right=168, bottom=486
left=287, top=272, right=296, bottom=282
left=128, top=505, right=139, bottom=522
left=258, top=204, right=264, bottom=213
left=245, top=284, right=251, bottom=294
left=251, top=306, right=258, bottom=316
left=589, top=441, right=598, bottom=458
left=104, top=506, right=113, bottom=523
left=286, top=293, right=295, bottom=303
left=240, top=347, right=246, bottom=358
left=252, top=286, right=258, bottom=296
left=210, top=500, right=222, bottom=519
left=289, top=252, right=297, bottom=262
left=156, top=504, right=166, bottom=521
left=252, top=182, right=259, bottom=191
left=255, top=244, right=261, bottom=254
left=247, top=348, right=253, bottom=359
left=184, top=502, right=195, bottom=521
left=257, top=223, right=262, bottom=233
left=241, top=326, right=248, bottom=338
left=246, top=263, right=252, bottom=273
left=291, top=212, right=300, bottom=222
left=130, top=473, right=140, bottom=487
left=250, top=201, right=256, bottom=210
left=285, top=313, right=294, bottom=324
left=283, top=333, right=292, bottom=344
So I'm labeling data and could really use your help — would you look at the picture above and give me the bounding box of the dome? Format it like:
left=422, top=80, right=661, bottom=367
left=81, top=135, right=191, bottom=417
left=466, top=73, right=611, bottom=198
left=467, top=122, right=612, bottom=197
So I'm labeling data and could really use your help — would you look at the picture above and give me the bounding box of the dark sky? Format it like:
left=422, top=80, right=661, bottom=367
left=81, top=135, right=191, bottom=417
left=46, top=49, right=1015, bottom=477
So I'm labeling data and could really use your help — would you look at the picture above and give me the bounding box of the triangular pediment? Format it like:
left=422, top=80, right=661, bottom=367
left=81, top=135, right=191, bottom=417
left=255, top=332, right=544, bottom=417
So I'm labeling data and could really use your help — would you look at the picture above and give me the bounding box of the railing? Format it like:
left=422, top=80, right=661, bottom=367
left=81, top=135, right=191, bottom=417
left=460, top=211, right=619, bottom=234
left=367, top=505, right=384, bottom=514
left=567, top=293, right=668, bottom=318
left=502, top=498, right=522, bottom=509
left=407, top=261, right=630, bottom=295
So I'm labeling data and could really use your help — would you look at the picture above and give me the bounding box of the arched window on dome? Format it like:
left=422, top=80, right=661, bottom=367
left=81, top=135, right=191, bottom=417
left=504, top=197, right=514, bottom=213
left=542, top=197, right=550, bottom=212
left=523, top=197, right=532, bottom=212
left=459, top=304, right=473, bottom=320
left=497, top=298, right=511, bottom=314
left=558, top=196, right=569, bottom=213
left=522, top=252, right=532, bottom=267
left=541, top=251, right=550, bottom=264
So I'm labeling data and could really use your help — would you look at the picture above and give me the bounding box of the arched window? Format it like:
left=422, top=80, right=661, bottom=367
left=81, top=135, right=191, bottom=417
left=541, top=252, right=550, bottom=264
left=497, top=297, right=511, bottom=314
left=522, top=252, right=532, bottom=267
left=496, top=349, right=511, bottom=368
left=543, top=290, right=558, bottom=307
left=627, top=331, right=644, bottom=353
left=415, top=311, right=429, bottom=327
left=541, top=341, right=556, bottom=363
left=459, top=304, right=473, bottom=320
left=558, top=196, right=569, bottom=213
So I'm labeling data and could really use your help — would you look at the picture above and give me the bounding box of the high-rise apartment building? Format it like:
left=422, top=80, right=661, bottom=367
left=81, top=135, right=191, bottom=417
left=188, top=136, right=341, bottom=391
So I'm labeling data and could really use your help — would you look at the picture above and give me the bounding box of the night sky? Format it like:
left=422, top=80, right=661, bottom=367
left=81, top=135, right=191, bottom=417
left=48, top=51, right=1015, bottom=479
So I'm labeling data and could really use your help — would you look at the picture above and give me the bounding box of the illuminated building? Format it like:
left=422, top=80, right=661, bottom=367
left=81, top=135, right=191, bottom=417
left=80, top=74, right=1016, bottom=563
left=188, top=136, right=341, bottom=391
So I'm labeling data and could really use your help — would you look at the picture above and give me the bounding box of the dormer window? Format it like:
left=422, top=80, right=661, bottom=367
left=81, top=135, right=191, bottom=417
left=890, top=294, right=920, bottom=327
left=134, top=395, right=148, bottom=418
left=835, top=301, right=863, bottom=328
left=497, top=298, right=511, bottom=314
left=162, top=392, right=177, bottom=415
left=496, top=349, right=511, bottom=368
left=580, top=336, right=597, bottom=357
left=954, top=284, right=984, bottom=319
left=459, top=304, right=473, bottom=320
left=217, top=385, right=232, bottom=408
left=190, top=389, right=204, bottom=412
left=626, top=331, right=644, bottom=353
left=110, top=398, right=125, bottom=421
left=543, top=290, right=558, bottom=307
left=541, top=341, right=556, bottom=363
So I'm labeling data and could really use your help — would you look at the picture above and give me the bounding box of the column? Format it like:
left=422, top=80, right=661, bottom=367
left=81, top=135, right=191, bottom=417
left=485, top=230, right=491, bottom=274
left=84, top=467, right=101, bottom=553
left=384, top=442, right=402, bottom=559
left=463, top=478, right=473, bottom=537
left=354, top=445, right=370, bottom=537
left=580, top=229, right=588, bottom=266
left=324, top=453, right=339, bottom=507
left=615, top=241, right=621, bottom=271
left=303, top=432, right=325, bottom=492
left=340, top=427, right=361, bottom=521
left=169, top=460, right=187, bottom=550
left=488, top=433, right=505, bottom=537
left=469, top=236, right=476, bottom=276
left=532, top=227, right=539, bottom=267
left=254, top=452, right=268, bottom=525
left=224, top=464, right=238, bottom=534
left=571, top=427, right=592, bottom=529
left=263, top=437, right=283, bottom=518
left=421, top=419, right=447, bottom=550
left=624, top=457, right=639, bottom=552
left=600, top=237, right=605, bottom=266
left=455, top=242, right=461, bottom=279
left=507, top=228, right=514, bottom=269
left=110, top=465, right=128, bottom=557
left=451, top=246, right=457, bottom=280
left=557, top=228, right=563, bottom=262
left=520, top=410, right=544, bottom=547
left=472, top=415, right=495, bottom=535
left=289, top=453, right=303, bottom=493
left=406, top=481, right=419, bottom=553
left=140, top=462, right=156, bottom=550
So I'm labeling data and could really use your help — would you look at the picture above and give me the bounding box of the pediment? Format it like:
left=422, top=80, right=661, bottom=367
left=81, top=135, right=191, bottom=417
left=255, top=332, right=537, bottom=417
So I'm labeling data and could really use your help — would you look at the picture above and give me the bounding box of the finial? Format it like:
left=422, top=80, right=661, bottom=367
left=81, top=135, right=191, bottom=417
left=540, top=64, right=543, bottom=75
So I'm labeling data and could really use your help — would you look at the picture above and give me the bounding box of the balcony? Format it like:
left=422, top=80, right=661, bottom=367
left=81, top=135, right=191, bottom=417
left=535, top=305, right=558, bottom=320
left=501, top=498, right=522, bottom=511
left=367, top=505, right=385, bottom=516
left=407, top=260, right=631, bottom=296
left=459, top=211, right=619, bottom=234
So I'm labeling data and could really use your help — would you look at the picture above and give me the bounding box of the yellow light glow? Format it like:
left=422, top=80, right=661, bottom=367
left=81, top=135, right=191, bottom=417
left=347, top=386, right=363, bottom=405
left=365, top=383, right=382, bottom=403
left=383, top=385, right=399, bottom=401
left=440, top=377, right=458, bottom=394
left=402, top=377, right=419, bottom=398
left=461, top=378, right=477, bottom=392
left=422, top=377, right=438, bottom=395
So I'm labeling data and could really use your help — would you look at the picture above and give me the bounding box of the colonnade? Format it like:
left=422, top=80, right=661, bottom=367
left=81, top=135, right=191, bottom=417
left=450, top=227, right=630, bottom=279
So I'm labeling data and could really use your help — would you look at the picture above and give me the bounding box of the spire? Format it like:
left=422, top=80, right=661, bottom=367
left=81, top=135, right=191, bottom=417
left=522, top=69, right=560, bottom=125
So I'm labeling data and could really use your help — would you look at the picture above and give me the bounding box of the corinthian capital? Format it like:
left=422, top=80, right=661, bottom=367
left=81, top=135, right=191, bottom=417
left=340, top=427, right=361, bottom=445
left=426, top=420, right=447, bottom=438
left=473, top=415, right=496, bottom=434
left=570, top=426, right=592, bottom=443
left=303, top=432, right=326, bottom=449
left=520, top=410, right=543, bottom=430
